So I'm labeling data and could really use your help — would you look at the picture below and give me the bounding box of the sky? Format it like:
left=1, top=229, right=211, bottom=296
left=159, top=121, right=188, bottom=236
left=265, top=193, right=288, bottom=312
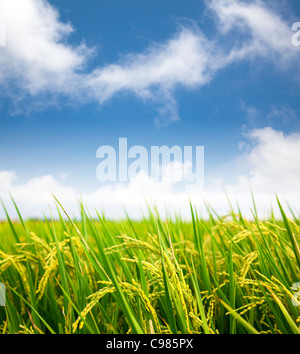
left=0, top=0, right=300, bottom=220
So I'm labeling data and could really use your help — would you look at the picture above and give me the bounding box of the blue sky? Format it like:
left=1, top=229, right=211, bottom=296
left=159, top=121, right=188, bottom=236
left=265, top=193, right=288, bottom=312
left=0, top=0, right=300, bottom=219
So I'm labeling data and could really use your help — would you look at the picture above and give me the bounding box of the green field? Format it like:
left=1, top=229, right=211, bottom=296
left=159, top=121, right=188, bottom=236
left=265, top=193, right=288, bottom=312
left=0, top=197, right=300, bottom=334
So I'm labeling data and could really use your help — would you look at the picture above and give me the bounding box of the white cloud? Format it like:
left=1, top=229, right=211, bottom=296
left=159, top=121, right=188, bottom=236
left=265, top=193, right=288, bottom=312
left=0, top=171, right=78, bottom=218
left=202, top=127, right=300, bottom=218
left=1, top=127, right=299, bottom=220
left=242, top=127, right=300, bottom=193
left=0, top=0, right=91, bottom=97
left=208, top=0, right=297, bottom=65
left=84, top=26, right=216, bottom=125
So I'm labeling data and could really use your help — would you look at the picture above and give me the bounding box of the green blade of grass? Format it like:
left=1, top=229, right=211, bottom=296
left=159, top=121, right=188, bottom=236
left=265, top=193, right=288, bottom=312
left=220, top=299, right=259, bottom=334
left=8, top=285, right=56, bottom=334
left=277, top=196, right=300, bottom=270
left=190, top=256, right=210, bottom=334
left=269, top=290, right=300, bottom=334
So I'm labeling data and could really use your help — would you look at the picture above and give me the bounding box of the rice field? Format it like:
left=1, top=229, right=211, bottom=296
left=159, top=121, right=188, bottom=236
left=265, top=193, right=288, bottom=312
left=0, top=196, right=300, bottom=334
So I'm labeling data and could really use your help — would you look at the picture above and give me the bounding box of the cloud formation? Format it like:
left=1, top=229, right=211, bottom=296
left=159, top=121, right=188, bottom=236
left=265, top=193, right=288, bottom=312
left=0, top=0, right=297, bottom=123
left=0, top=0, right=91, bottom=96
left=208, top=0, right=296, bottom=64
left=85, top=27, right=215, bottom=125
left=1, top=127, right=299, bottom=220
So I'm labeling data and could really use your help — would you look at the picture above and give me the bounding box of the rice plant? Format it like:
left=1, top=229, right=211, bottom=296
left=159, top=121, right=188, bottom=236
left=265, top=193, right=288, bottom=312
left=0, top=197, right=300, bottom=334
